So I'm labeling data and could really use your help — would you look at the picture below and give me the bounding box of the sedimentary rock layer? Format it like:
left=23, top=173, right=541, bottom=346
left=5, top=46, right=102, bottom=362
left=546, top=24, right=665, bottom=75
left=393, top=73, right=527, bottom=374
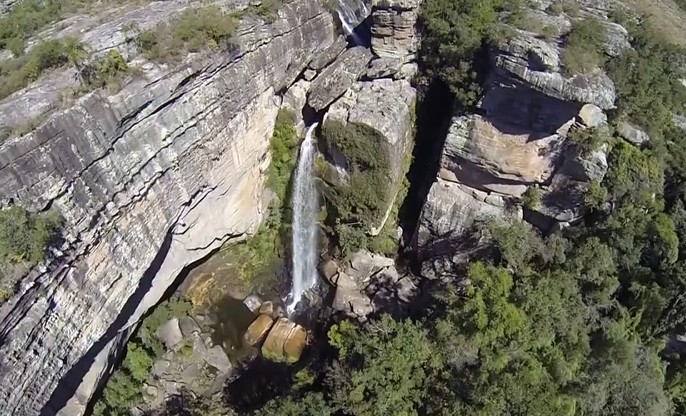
left=0, top=0, right=335, bottom=414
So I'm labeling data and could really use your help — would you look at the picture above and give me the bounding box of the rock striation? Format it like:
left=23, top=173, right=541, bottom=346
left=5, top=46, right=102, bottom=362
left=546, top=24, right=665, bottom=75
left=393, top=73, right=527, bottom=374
left=414, top=9, right=619, bottom=278
left=0, top=0, right=335, bottom=414
left=370, top=0, right=420, bottom=60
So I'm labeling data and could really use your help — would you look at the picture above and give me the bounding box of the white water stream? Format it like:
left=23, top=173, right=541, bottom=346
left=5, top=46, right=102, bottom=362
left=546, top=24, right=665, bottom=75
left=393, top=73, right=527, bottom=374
left=287, top=123, right=320, bottom=314
left=335, top=0, right=371, bottom=45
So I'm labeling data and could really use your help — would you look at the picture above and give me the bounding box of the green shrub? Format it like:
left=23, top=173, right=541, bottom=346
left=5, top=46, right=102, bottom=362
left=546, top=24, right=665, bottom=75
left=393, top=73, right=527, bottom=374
left=268, top=110, right=299, bottom=202
left=238, top=0, right=282, bottom=23
left=0, top=38, right=86, bottom=99
left=521, top=186, right=541, bottom=210
left=568, top=127, right=609, bottom=155
left=83, top=49, right=128, bottom=92
left=0, top=207, right=61, bottom=265
left=584, top=179, right=608, bottom=209
left=136, top=5, right=238, bottom=63
left=562, top=18, right=607, bottom=74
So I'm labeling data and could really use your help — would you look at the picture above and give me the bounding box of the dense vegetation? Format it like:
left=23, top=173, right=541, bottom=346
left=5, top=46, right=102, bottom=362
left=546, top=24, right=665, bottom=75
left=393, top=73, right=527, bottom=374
left=0, top=207, right=61, bottom=302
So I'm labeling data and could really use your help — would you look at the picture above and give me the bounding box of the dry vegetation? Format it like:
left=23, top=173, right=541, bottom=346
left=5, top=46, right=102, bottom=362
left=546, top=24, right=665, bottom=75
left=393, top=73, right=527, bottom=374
left=622, top=0, right=686, bottom=45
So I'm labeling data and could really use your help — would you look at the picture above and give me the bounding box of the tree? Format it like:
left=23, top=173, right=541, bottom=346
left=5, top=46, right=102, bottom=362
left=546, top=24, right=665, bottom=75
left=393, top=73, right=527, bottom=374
left=63, top=37, right=88, bottom=85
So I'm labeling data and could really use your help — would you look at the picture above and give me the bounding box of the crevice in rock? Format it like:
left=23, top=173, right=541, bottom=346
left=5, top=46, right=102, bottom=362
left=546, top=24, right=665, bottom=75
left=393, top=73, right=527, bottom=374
left=398, top=79, right=454, bottom=258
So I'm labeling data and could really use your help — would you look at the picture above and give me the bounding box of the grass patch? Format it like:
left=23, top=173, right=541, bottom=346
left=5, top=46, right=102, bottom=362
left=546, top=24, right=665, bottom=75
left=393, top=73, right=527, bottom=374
left=135, top=5, right=238, bottom=63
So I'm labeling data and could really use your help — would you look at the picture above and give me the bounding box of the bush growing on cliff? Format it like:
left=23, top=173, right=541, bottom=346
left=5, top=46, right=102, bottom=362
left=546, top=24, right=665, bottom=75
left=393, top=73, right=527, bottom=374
left=562, top=18, right=607, bottom=74
left=0, top=207, right=61, bottom=266
left=136, top=5, right=238, bottom=63
left=0, top=37, right=88, bottom=99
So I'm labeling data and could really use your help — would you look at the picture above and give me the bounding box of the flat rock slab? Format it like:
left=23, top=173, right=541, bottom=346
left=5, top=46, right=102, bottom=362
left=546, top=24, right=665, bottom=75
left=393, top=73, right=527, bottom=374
left=308, top=46, right=373, bottom=112
left=244, top=314, right=275, bottom=346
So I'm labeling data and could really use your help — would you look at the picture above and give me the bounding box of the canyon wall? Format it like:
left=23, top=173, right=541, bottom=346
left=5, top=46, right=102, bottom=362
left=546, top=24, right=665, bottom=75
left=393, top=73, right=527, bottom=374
left=0, top=1, right=335, bottom=414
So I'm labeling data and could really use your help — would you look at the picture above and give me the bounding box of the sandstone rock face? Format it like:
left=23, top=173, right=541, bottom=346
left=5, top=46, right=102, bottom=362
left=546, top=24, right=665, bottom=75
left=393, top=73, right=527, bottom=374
left=308, top=46, right=373, bottom=111
left=370, top=0, right=420, bottom=60
left=0, top=0, right=335, bottom=414
left=244, top=314, right=274, bottom=346
left=261, top=318, right=307, bottom=363
left=324, top=78, right=416, bottom=233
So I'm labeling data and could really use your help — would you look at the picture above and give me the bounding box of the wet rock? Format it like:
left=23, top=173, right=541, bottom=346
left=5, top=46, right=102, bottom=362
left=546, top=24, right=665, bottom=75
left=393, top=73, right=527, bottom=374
left=262, top=318, right=308, bottom=363
left=203, top=345, right=231, bottom=374
left=157, top=319, right=183, bottom=351
left=178, top=316, right=201, bottom=338
left=618, top=121, right=650, bottom=146
left=308, top=46, right=374, bottom=111
left=243, top=295, right=262, bottom=313
left=244, top=314, right=275, bottom=346
left=577, top=104, right=607, bottom=128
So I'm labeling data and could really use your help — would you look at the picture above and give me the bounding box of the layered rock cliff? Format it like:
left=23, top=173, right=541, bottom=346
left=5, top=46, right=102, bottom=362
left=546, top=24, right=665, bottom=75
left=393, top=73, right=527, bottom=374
left=414, top=3, right=619, bottom=278
left=0, top=1, right=335, bottom=414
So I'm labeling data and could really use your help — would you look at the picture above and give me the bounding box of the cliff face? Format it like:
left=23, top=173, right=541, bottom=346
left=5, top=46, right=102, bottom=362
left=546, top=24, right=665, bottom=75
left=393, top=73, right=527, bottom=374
left=0, top=1, right=334, bottom=414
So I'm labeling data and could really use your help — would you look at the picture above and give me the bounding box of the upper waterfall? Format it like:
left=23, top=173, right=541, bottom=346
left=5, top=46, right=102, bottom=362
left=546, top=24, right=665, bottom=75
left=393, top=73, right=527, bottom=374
left=287, top=123, right=320, bottom=314
left=335, top=0, right=371, bottom=45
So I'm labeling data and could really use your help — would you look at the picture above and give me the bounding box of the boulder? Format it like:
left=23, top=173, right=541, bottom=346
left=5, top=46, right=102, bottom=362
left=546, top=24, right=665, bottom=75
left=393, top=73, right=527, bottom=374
left=244, top=314, right=274, bottom=346
left=309, top=36, right=348, bottom=70
left=332, top=272, right=374, bottom=319
left=308, top=46, right=373, bottom=111
left=348, top=250, right=395, bottom=283
left=202, top=345, right=232, bottom=374
left=243, top=295, right=262, bottom=313
left=618, top=121, right=650, bottom=146
left=365, top=57, right=405, bottom=79
left=320, top=259, right=340, bottom=285
left=262, top=318, right=308, bottom=363
left=258, top=301, right=275, bottom=317
left=577, top=104, right=607, bottom=128
left=396, top=276, right=417, bottom=303
left=156, top=319, right=183, bottom=351
left=178, top=316, right=201, bottom=338
left=281, top=80, right=311, bottom=129
left=370, top=0, right=421, bottom=60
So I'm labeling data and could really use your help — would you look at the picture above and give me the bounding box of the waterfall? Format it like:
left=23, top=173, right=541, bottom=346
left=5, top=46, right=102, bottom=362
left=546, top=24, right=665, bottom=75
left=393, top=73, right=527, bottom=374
left=335, top=0, right=371, bottom=45
left=287, top=123, right=320, bottom=314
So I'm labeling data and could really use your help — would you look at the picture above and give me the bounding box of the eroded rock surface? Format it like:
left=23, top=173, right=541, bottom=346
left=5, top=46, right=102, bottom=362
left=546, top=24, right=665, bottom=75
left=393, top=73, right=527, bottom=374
left=0, top=0, right=335, bottom=414
left=308, top=46, right=373, bottom=111
left=370, top=0, right=420, bottom=60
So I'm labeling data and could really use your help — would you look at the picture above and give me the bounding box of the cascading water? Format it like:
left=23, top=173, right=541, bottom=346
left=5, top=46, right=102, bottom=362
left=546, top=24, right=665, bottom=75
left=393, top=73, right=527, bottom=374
left=335, top=0, right=371, bottom=45
left=287, top=123, right=320, bottom=314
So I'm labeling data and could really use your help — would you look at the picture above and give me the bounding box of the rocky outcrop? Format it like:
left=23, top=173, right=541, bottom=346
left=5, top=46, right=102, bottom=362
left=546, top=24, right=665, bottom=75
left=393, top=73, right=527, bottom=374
left=618, top=121, right=650, bottom=146
left=370, top=0, right=420, bottom=60
left=492, top=30, right=616, bottom=109
left=0, top=0, right=335, bottom=414
left=322, top=77, right=416, bottom=233
left=244, top=314, right=275, bottom=346
left=324, top=251, right=414, bottom=319
left=308, top=46, right=373, bottom=111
